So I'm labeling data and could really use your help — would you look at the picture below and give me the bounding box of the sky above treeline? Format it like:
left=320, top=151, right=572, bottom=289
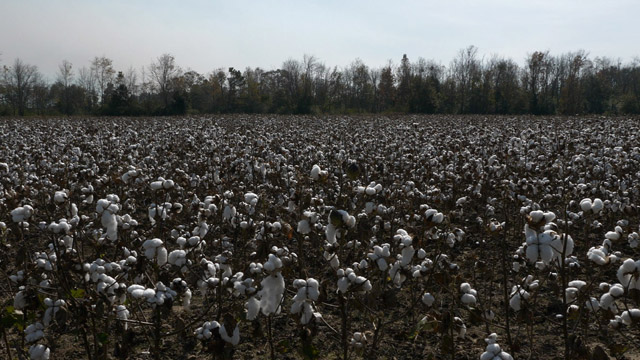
left=1, top=0, right=638, bottom=80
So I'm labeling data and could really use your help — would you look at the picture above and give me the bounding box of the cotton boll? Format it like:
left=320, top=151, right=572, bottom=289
left=25, top=322, right=45, bottom=343
left=258, top=273, right=285, bottom=315
left=297, top=220, right=311, bottom=234
left=592, top=198, right=604, bottom=213
left=115, top=305, right=129, bottom=330
left=150, top=181, right=163, bottom=190
left=605, top=231, right=621, bottom=241
left=326, top=223, right=337, bottom=244
left=580, top=198, right=592, bottom=212
left=529, top=210, right=544, bottom=223
left=244, top=192, right=259, bottom=206
left=246, top=296, right=260, bottom=320
left=422, top=292, right=435, bottom=306
left=54, top=191, right=67, bottom=203
left=461, top=293, right=477, bottom=305
left=28, top=344, right=50, bottom=360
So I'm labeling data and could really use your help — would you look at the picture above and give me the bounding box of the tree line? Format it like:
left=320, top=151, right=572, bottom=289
left=1, top=46, right=639, bottom=117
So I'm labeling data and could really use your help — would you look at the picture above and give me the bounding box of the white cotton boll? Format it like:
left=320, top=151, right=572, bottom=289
left=143, top=288, right=156, bottom=299
left=484, top=309, right=495, bottom=321
left=168, top=250, right=187, bottom=266
left=25, top=322, right=45, bottom=343
left=543, top=212, right=556, bottom=223
left=585, top=297, right=600, bottom=312
left=258, top=273, right=285, bottom=315
left=606, top=231, right=621, bottom=241
left=365, top=186, right=376, bottom=196
left=246, top=296, right=260, bottom=320
left=432, top=213, right=444, bottom=224
left=337, top=277, right=350, bottom=293
left=12, top=205, right=34, bottom=223
left=116, top=305, right=129, bottom=330
left=568, top=280, right=586, bottom=289
left=460, top=283, right=471, bottom=293
left=297, top=220, right=311, bottom=234
left=310, top=165, right=322, bottom=180
left=617, top=259, right=638, bottom=287
left=220, top=324, right=240, bottom=346
left=54, top=191, right=67, bottom=203
left=592, top=198, right=604, bottom=213
left=461, top=293, right=476, bottom=305
left=609, top=284, right=624, bottom=297
left=525, top=244, right=538, bottom=263
left=244, top=192, right=259, bottom=206
left=524, top=225, right=537, bottom=245
left=529, top=210, right=544, bottom=223
left=150, top=181, right=163, bottom=190
left=162, top=179, right=174, bottom=189
left=400, top=246, right=415, bottom=267
left=188, top=236, right=201, bottom=246
left=14, top=291, right=26, bottom=309
left=326, top=223, right=337, bottom=244
left=539, top=244, right=553, bottom=264
left=421, top=292, right=435, bottom=306
left=345, top=215, right=356, bottom=228
left=307, top=279, right=320, bottom=300
left=29, top=344, right=50, bottom=360
left=580, top=199, right=592, bottom=212
left=130, top=289, right=144, bottom=298
left=223, top=205, right=236, bottom=221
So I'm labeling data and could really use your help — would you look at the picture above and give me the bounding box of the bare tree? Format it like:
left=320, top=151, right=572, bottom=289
left=4, top=58, right=39, bottom=116
left=149, top=53, right=180, bottom=107
left=57, top=60, right=74, bottom=114
left=451, top=45, right=480, bottom=113
left=91, top=56, right=115, bottom=105
left=78, top=66, right=97, bottom=110
left=124, top=66, right=138, bottom=96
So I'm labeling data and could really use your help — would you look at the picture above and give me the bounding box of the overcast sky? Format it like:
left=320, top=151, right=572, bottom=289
left=1, top=0, right=638, bottom=80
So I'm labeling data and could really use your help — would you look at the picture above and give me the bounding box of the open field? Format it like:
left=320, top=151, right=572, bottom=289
left=1, top=115, right=640, bottom=359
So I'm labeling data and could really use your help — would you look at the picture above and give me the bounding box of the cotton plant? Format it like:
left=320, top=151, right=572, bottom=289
left=388, top=229, right=417, bottom=287
left=522, top=210, right=574, bottom=266
left=149, top=177, right=175, bottom=191
left=480, top=333, right=513, bottom=360
left=617, top=258, right=640, bottom=290
left=579, top=198, right=604, bottom=214
left=147, top=202, right=173, bottom=226
left=509, top=275, right=539, bottom=311
left=246, top=252, right=286, bottom=320
left=587, top=238, right=621, bottom=266
left=310, top=164, right=328, bottom=181
left=29, top=344, right=51, bottom=360
left=11, top=204, right=34, bottom=224
left=609, top=309, right=640, bottom=329
left=336, top=267, right=372, bottom=293
left=53, top=190, right=68, bottom=204
left=142, top=238, right=168, bottom=266
left=96, top=194, right=120, bottom=242
left=460, top=282, right=478, bottom=306
left=297, top=210, right=320, bottom=235
left=599, top=283, right=625, bottom=314
left=195, top=319, right=240, bottom=346
left=326, top=209, right=356, bottom=245
left=290, top=278, right=321, bottom=324
left=350, top=331, right=367, bottom=348
left=127, top=282, right=177, bottom=306
left=25, top=322, right=45, bottom=343
left=43, top=298, right=66, bottom=326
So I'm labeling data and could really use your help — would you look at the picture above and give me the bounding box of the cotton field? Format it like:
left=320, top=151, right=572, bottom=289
left=1, top=115, right=640, bottom=359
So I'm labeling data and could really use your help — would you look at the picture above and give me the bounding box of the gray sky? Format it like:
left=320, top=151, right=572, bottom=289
left=1, top=0, right=638, bottom=80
